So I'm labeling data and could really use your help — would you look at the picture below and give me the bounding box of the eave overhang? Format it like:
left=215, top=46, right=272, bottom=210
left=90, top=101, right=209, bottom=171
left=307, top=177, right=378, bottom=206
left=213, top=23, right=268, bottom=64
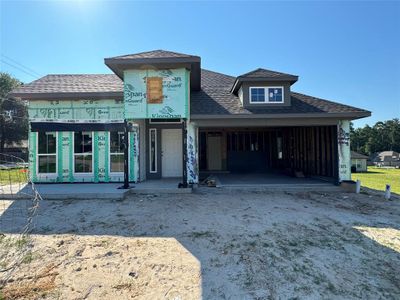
left=191, top=111, right=371, bottom=121
left=9, top=91, right=124, bottom=101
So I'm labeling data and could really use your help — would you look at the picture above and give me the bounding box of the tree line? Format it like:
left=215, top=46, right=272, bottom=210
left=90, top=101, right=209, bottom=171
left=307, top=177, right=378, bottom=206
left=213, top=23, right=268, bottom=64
left=350, top=119, right=400, bottom=156
left=0, top=72, right=28, bottom=152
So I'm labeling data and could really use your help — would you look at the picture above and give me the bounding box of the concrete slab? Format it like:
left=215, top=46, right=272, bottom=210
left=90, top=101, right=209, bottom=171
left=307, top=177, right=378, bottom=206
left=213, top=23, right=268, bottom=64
left=0, top=179, right=192, bottom=200
left=1, top=183, right=127, bottom=200
left=128, top=178, right=192, bottom=194
left=215, top=173, right=331, bottom=186
left=206, top=172, right=341, bottom=192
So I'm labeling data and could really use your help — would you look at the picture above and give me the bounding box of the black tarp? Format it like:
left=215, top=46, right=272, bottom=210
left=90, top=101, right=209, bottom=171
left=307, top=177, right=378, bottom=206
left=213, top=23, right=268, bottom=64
left=30, top=122, right=125, bottom=132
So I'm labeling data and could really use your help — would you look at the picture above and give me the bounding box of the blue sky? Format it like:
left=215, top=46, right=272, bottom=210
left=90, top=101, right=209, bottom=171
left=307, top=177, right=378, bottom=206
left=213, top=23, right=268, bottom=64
left=1, top=1, right=399, bottom=127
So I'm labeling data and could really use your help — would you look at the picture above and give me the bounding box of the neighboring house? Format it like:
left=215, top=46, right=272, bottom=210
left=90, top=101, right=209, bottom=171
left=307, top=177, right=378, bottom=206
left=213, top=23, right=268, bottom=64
left=371, top=151, right=400, bottom=167
left=2, top=140, right=28, bottom=161
left=9, top=50, right=370, bottom=185
left=351, top=151, right=368, bottom=172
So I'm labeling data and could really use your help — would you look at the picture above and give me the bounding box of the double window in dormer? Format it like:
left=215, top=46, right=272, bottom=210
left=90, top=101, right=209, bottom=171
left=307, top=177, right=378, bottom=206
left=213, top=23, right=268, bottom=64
left=249, top=87, right=284, bottom=103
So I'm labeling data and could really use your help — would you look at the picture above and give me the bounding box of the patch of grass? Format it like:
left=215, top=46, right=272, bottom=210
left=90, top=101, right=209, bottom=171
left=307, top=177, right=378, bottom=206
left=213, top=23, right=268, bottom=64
left=15, top=237, right=29, bottom=249
left=22, top=251, right=34, bottom=264
left=352, top=167, right=400, bottom=194
left=0, top=168, right=28, bottom=184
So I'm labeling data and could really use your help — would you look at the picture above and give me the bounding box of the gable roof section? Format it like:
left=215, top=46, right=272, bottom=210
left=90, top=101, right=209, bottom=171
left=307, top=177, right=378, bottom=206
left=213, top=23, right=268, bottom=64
left=104, top=49, right=201, bottom=90
left=351, top=151, right=369, bottom=159
left=239, top=68, right=298, bottom=79
left=106, top=49, right=197, bottom=60
left=9, top=74, right=123, bottom=100
left=191, top=69, right=370, bottom=119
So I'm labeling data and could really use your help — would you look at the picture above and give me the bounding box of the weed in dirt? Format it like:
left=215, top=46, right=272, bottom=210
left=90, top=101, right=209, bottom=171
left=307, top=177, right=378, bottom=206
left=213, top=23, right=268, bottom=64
left=22, top=251, right=36, bottom=264
left=15, top=237, right=29, bottom=250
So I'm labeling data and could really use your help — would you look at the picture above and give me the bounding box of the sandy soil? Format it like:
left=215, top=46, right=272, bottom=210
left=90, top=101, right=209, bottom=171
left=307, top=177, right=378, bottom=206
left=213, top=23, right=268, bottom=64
left=0, top=188, right=399, bottom=299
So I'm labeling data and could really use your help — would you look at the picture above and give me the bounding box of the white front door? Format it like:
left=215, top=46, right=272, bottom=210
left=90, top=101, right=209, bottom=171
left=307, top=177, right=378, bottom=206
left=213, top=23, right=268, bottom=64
left=161, top=129, right=183, bottom=177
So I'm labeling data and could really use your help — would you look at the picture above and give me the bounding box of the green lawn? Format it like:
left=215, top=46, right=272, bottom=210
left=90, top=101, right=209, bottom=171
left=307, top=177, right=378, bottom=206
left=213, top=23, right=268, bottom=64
left=0, top=168, right=29, bottom=184
left=352, top=167, right=400, bottom=195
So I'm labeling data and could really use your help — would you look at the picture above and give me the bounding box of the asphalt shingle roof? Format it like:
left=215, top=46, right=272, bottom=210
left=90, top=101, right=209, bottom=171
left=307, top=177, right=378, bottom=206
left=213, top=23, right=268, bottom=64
left=11, top=74, right=122, bottom=94
left=106, top=50, right=198, bottom=60
left=239, top=68, right=297, bottom=79
left=190, top=69, right=369, bottom=116
left=10, top=69, right=369, bottom=117
left=351, top=151, right=369, bottom=159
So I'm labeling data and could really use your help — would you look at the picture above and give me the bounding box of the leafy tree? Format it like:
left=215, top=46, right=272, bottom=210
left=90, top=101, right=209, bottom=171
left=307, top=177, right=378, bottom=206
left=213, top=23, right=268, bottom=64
left=0, top=72, right=28, bottom=152
left=350, top=119, right=400, bottom=156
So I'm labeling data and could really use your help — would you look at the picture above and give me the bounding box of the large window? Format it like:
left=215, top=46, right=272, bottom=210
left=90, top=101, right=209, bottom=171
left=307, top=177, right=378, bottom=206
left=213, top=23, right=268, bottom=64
left=250, top=87, right=284, bottom=103
left=110, top=132, right=124, bottom=173
left=37, top=132, right=57, bottom=174
left=74, top=132, right=93, bottom=173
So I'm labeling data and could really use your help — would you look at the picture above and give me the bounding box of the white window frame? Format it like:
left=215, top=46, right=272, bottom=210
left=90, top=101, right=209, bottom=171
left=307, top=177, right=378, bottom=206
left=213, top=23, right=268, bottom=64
left=149, top=128, right=157, bottom=173
left=249, top=86, right=284, bottom=104
left=109, top=131, right=125, bottom=174
left=73, top=131, right=94, bottom=176
left=36, top=131, right=58, bottom=176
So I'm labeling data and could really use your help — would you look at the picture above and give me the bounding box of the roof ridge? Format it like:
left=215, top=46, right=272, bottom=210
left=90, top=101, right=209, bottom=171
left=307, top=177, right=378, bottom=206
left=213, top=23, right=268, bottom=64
left=239, top=67, right=297, bottom=78
left=106, top=49, right=199, bottom=60
left=43, top=73, right=119, bottom=76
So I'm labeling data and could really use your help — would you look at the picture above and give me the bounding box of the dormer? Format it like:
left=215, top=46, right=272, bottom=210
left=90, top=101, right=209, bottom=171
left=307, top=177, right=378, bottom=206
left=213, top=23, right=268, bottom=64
left=231, top=68, right=298, bottom=108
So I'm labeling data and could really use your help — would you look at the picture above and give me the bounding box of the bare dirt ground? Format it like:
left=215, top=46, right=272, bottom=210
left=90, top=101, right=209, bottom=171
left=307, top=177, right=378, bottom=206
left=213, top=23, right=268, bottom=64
left=1, top=188, right=399, bottom=299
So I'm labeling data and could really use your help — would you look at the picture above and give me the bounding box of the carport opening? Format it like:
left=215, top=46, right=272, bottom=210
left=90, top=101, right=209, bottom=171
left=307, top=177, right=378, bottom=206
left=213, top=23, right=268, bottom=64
left=199, top=126, right=338, bottom=184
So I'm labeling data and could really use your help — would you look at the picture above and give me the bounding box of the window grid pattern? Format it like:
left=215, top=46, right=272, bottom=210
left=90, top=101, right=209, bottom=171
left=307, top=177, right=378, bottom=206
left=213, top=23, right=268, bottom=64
left=110, top=131, right=124, bottom=173
left=74, top=132, right=93, bottom=173
left=37, top=132, right=57, bottom=174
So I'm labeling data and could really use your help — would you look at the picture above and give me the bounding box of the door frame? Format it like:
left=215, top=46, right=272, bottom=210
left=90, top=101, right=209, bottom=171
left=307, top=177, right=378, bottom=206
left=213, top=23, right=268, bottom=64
left=146, top=120, right=184, bottom=179
left=161, top=128, right=183, bottom=177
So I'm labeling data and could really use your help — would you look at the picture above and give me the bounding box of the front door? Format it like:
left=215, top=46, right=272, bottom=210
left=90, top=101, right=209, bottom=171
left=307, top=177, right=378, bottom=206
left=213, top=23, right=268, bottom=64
left=161, top=129, right=182, bottom=177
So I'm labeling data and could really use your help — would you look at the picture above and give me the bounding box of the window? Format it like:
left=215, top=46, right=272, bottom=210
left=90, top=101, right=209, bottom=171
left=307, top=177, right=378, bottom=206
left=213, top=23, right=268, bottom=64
left=37, top=132, right=57, bottom=174
left=267, top=87, right=283, bottom=102
left=149, top=129, right=157, bottom=173
left=110, top=132, right=124, bottom=173
left=249, top=87, right=284, bottom=103
left=250, top=88, right=265, bottom=103
left=74, top=132, right=93, bottom=173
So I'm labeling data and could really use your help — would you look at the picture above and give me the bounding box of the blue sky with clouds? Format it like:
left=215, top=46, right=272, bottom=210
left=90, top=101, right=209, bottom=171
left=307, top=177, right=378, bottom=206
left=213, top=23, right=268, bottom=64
left=1, top=1, right=399, bottom=127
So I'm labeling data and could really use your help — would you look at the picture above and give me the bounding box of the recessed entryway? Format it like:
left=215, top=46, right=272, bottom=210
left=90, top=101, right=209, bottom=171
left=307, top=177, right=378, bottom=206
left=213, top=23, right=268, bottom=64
left=161, top=129, right=182, bottom=177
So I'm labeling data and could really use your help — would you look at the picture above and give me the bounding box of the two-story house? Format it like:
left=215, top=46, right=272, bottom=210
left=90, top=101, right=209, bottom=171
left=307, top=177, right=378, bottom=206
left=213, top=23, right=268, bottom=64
left=10, top=50, right=370, bottom=185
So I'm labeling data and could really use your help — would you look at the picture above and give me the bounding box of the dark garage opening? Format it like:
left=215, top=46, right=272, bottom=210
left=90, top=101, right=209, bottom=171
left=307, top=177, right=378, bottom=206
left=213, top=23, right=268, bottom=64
left=199, top=126, right=338, bottom=183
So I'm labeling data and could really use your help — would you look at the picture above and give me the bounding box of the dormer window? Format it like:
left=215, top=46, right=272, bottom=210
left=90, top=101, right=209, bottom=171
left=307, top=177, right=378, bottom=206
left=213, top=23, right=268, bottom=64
left=249, top=87, right=284, bottom=103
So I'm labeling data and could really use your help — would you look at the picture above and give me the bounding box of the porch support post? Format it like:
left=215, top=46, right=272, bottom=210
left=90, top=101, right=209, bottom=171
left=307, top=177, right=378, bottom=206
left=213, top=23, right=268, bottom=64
left=182, top=119, right=188, bottom=187
left=332, top=125, right=339, bottom=185
left=123, top=119, right=130, bottom=189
